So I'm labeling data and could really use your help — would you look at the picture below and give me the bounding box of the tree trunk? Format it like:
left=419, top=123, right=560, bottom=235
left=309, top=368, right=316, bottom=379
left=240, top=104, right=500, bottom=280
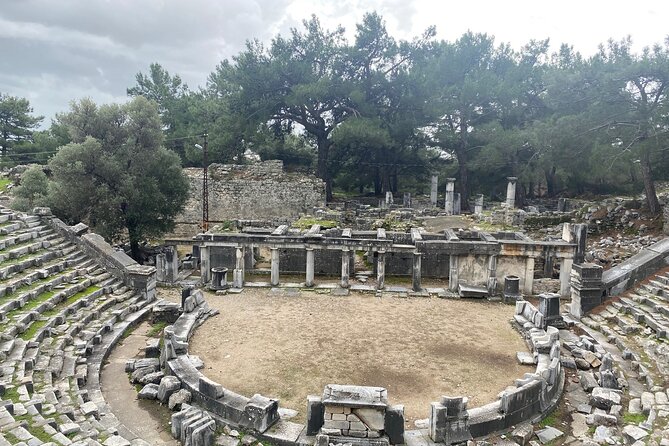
left=316, top=137, right=332, bottom=202
left=639, top=152, right=661, bottom=215
left=544, top=167, right=557, bottom=198
left=455, top=148, right=470, bottom=211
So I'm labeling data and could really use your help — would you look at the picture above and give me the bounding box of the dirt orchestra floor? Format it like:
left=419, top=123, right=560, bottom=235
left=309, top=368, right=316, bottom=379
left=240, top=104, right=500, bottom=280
left=167, top=288, right=532, bottom=424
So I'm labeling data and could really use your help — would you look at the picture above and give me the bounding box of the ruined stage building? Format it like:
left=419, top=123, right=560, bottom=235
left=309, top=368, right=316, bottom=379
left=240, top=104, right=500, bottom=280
left=165, top=225, right=582, bottom=297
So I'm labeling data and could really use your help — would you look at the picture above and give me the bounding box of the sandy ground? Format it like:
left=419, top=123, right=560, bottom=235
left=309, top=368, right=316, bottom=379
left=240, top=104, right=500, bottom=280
left=101, top=321, right=179, bottom=446
left=181, top=288, right=531, bottom=423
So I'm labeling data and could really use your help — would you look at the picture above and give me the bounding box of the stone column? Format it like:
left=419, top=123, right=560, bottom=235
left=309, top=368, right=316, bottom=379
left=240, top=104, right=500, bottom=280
left=453, top=193, right=461, bottom=215
left=430, top=175, right=438, bottom=206
left=270, top=248, right=280, bottom=287
left=486, top=255, right=497, bottom=295
left=340, top=248, right=350, bottom=288
left=523, top=256, right=535, bottom=295
left=573, top=224, right=588, bottom=264
left=403, top=192, right=412, bottom=208
left=448, top=255, right=459, bottom=292
left=385, top=191, right=394, bottom=206
left=200, top=245, right=211, bottom=284
left=305, top=248, right=315, bottom=287
left=445, top=178, right=455, bottom=215
left=412, top=251, right=422, bottom=292
left=233, top=246, right=245, bottom=288
left=506, top=177, right=517, bottom=208
left=377, top=250, right=386, bottom=290
left=474, top=195, right=484, bottom=215
left=559, top=257, right=573, bottom=297
left=543, top=246, right=554, bottom=277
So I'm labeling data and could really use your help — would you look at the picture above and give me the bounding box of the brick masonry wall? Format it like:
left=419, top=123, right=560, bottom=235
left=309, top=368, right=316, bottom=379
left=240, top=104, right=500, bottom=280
left=172, top=161, right=326, bottom=237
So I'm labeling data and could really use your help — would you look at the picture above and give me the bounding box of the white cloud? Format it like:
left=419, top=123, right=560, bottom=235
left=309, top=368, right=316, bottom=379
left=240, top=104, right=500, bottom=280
left=0, top=0, right=667, bottom=125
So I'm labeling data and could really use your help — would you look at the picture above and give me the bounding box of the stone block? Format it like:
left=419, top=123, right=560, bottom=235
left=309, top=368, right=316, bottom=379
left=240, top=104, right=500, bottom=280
left=138, top=384, right=159, bottom=400
left=323, top=420, right=349, bottom=430
left=384, top=404, right=405, bottom=445
left=353, top=407, right=385, bottom=431
left=242, top=394, right=279, bottom=433
left=168, top=389, right=192, bottom=411
left=322, top=384, right=388, bottom=407
left=198, top=376, right=225, bottom=399
left=158, top=376, right=181, bottom=403
left=306, top=395, right=324, bottom=436
left=590, top=387, right=621, bottom=410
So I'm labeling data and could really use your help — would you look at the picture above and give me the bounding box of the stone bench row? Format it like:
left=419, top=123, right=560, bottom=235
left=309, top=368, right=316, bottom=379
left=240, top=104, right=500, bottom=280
left=0, top=250, right=86, bottom=299
left=0, top=240, right=77, bottom=281
left=429, top=302, right=563, bottom=444
left=0, top=229, right=41, bottom=252
left=162, top=291, right=294, bottom=446
left=0, top=285, right=154, bottom=445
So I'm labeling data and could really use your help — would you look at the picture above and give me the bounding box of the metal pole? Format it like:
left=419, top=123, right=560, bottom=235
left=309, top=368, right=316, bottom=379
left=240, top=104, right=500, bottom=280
left=202, top=131, right=209, bottom=232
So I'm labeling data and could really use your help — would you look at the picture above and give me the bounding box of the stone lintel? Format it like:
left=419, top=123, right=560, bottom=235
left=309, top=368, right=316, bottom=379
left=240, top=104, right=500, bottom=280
left=322, top=385, right=388, bottom=408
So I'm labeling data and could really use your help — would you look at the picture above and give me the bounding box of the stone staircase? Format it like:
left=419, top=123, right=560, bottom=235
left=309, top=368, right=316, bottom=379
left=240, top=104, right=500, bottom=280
left=0, top=209, right=155, bottom=446
left=565, top=270, right=669, bottom=445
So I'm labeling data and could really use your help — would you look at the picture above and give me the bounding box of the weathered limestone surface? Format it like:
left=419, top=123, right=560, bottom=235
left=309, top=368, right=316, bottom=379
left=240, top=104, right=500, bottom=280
left=174, top=161, right=325, bottom=236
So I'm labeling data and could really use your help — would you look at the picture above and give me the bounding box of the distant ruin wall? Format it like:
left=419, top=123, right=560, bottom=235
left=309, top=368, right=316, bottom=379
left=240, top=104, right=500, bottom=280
left=173, top=160, right=326, bottom=237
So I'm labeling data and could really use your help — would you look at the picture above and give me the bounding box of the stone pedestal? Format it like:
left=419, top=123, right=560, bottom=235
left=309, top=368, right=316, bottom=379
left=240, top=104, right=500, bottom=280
left=270, top=248, right=280, bottom=287
left=431, top=175, right=439, bottom=206
left=538, top=292, right=563, bottom=328
left=306, top=248, right=315, bottom=287
left=506, top=177, right=517, bottom=208
left=210, top=267, right=229, bottom=290
left=503, top=275, right=521, bottom=302
left=127, top=265, right=157, bottom=302
left=377, top=250, right=386, bottom=290
left=445, top=178, right=455, bottom=215
left=570, top=263, right=603, bottom=318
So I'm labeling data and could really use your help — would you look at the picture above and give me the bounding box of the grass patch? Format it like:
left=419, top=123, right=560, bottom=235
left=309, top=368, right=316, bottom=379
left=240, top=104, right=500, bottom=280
left=623, top=412, right=647, bottom=424
left=3, top=385, right=20, bottom=402
left=147, top=321, right=167, bottom=338
left=538, top=410, right=558, bottom=428
left=0, top=178, right=11, bottom=192
left=19, top=319, right=48, bottom=340
left=31, top=425, right=54, bottom=443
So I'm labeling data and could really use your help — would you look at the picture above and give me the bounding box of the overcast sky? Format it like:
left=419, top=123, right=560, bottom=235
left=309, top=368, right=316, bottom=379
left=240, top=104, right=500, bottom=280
left=1, top=0, right=668, bottom=126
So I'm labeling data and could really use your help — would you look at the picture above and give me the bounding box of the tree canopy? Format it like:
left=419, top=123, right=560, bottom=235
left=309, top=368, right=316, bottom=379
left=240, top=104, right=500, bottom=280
left=9, top=12, right=669, bottom=217
left=49, top=96, right=189, bottom=258
left=0, top=93, right=43, bottom=162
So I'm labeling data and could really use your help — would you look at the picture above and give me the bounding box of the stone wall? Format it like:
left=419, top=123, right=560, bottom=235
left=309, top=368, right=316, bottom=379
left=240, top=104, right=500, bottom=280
left=43, top=213, right=156, bottom=298
left=173, top=161, right=325, bottom=237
